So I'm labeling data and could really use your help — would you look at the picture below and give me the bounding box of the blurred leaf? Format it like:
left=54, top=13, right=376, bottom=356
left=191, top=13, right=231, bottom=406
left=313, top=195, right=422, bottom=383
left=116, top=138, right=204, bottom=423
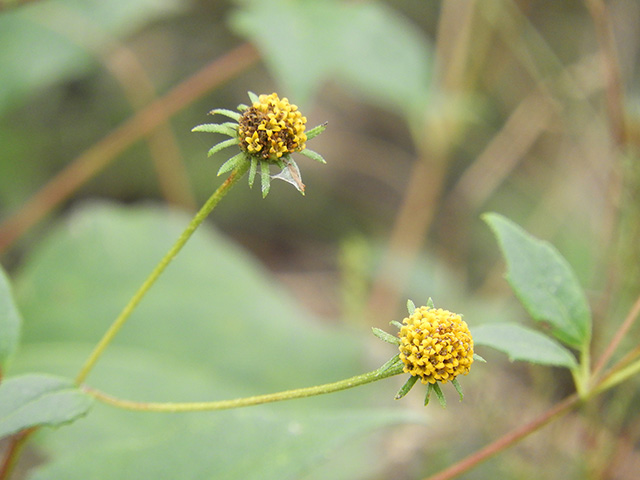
left=0, top=263, right=21, bottom=370
left=483, top=213, right=591, bottom=350
left=473, top=323, right=577, bottom=369
left=230, top=0, right=432, bottom=115
left=12, top=202, right=426, bottom=478
left=0, top=0, right=184, bottom=114
left=0, top=374, right=93, bottom=439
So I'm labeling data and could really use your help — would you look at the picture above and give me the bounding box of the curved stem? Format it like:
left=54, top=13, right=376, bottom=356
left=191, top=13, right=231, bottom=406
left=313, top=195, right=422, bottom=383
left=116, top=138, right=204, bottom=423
left=83, top=363, right=405, bottom=413
left=75, top=163, right=249, bottom=384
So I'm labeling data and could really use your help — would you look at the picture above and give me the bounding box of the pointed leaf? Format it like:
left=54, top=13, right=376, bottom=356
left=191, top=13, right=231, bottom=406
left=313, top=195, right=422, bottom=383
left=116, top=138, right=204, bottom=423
left=483, top=213, right=591, bottom=349
left=0, top=265, right=21, bottom=370
left=426, top=298, right=434, bottom=309
left=248, top=158, right=258, bottom=188
left=371, top=327, right=400, bottom=345
left=395, top=375, right=418, bottom=400
left=305, top=123, right=328, bottom=140
left=209, top=108, right=241, bottom=122
left=207, top=138, right=238, bottom=157
left=191, top=123, right=237, bottom=137
left=451, top=378, right=464, bottom=401
left=0, top=374, right=93, bottom=438
left=431, top=383, right=446, bottom=408
left=247, top=91, right=259, bottom=104
left=260, top=161, right=271, bottom=197
left=473, top=323, right=577, bottom=368
left=406, top=299, right=416, bottom=314
left=390, top=320, right=403, bottom=330
left=217, top=152, right=247, bottom=176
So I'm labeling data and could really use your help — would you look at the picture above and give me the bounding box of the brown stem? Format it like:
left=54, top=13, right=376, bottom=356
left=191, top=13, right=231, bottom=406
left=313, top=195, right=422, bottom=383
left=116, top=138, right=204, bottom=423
left=424, top=394, right=580, bottom=480
left=0, top=42, right=259, bottom=254
left=0, top=429, right=35, bottom=480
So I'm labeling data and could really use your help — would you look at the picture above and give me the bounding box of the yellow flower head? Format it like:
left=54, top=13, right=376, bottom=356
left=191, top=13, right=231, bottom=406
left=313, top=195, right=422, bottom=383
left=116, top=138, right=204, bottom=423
left=238, top=93, right=307, bottom=161
left=398, top=307, right=474, bottom=385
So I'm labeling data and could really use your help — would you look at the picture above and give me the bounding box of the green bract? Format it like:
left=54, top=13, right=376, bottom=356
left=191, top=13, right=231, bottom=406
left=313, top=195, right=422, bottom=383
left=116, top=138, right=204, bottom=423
left=192, top=91, right=327, bottom=197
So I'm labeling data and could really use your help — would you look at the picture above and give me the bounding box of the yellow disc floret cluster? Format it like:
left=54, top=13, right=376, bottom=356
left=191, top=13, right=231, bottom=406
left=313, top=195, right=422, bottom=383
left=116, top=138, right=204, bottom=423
left=398, top=307, right=474, bottom=384
left=238, top=93, right=307, bottom=161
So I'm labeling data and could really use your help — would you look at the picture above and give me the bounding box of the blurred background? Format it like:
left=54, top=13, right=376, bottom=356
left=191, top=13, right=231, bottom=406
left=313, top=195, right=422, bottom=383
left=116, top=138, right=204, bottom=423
left=1, top=0, right=640, bottom=479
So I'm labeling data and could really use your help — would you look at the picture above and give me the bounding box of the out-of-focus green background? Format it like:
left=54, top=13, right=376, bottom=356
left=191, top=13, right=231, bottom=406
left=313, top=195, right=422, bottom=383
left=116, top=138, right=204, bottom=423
left=1, top=0, right=639, bottom=479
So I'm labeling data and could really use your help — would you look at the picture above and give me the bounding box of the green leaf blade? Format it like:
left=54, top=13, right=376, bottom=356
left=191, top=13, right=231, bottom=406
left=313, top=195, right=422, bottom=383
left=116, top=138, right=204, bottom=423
left=483, top=213, right=592, bottom=349
left=0, top=374, right=93, bottom=438
left=0, top=265, right=21, bottom=370
left=473, top=323, right=578, bottom=369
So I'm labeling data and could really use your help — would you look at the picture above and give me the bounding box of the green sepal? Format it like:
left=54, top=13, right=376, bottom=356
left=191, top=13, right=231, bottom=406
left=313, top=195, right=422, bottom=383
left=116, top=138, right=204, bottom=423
left=208, top=138, right=238, bottom=157
left=192, top=123, right=237, bottom=137
left=306, top=122, right=327, bottom=140
left=427, top=382, right=447, bottom=407
left=406, top=299, right=416, bottom=315
left=426, top=297, right=435, bottom=309
left=376, top=354, right=402, bottom=376
left=247, top=91, right=259, bottom=104
left=217, top=153, right=247, bottom=176
left=260, top=161, right=271, bottom=197
left=248, top=158, right=258, bottom=188
left=473, top=353, right=486, bottom=363
left=298, top=148, right=326, bottom=164
left=237, top=103, right=249, bottom=111
left=395, top=375, right=419, bottom=400
left=371, top=327, right=400, bottom=345
left=390, top=320, right=403, bottom=330
left=451, top=378, right=464, bottom=401
left=209, top=108, right=241, bottom=122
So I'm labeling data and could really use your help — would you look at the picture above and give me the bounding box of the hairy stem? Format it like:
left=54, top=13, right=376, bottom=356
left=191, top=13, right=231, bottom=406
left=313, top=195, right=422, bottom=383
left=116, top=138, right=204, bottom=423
left=75, top=163, right=249, bottom=384
left=83, top=363, right=405, bottom=413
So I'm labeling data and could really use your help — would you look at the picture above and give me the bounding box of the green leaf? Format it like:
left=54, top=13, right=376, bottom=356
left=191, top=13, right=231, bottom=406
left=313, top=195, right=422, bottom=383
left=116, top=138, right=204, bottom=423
left=209, top=108, right=241, bottom=122
left=0, top=374, right=93, bottom=438
left=230, top=0, right=432, bottom=114
left=395, top=375, right=418, bottom=400
left=207, top=138, right=238, bottom=157
left=0, top=265, right=21, bottom=370
left=305, top=123, right=328, bottom=141
left=483, top=213, right=591, bottom=349
left=430, top=383, right=446, bottom=408
left=260, top=161, right=271, bottom=197
left=191, top=123, right=237, bottom=137
left=472, top=323, right=577, bottom=369
left=216, top=152, right=247, bottom=176
left=298, top=148, right=326, bottom=164
left=406, top=299, right=416, bottom=315
left=12, top=203, right=426, bottom=478
left=371, top=327, right=400, bottom=346
left=0, top=0, right=184, bottom=115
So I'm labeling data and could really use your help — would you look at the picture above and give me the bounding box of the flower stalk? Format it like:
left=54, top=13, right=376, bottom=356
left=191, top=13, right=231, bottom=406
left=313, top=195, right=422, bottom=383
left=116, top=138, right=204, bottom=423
left=82, top=362, right=405, bottom=413
left=75, top=163, right=249, bottom=384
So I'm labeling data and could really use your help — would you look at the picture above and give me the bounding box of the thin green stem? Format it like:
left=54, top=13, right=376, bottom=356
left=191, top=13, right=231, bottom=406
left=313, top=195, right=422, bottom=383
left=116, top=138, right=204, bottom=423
left=75, top=162, right=249, bottom=384
left=83, top=363, right=405, bottom=412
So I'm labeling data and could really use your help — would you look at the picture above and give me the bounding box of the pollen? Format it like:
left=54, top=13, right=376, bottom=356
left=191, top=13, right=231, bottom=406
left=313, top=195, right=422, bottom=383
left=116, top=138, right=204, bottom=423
left=398, top=307, right=474, bottom=384
left=238, top=93, right=307, bottom=161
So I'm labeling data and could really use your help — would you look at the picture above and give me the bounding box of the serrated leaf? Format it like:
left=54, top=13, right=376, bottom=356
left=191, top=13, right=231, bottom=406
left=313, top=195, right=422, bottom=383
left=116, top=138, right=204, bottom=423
left=483, top=213, right=591, bottom=349
left=0, top=265, right=21, bottom=369
left=472, top=323, right=577, bottom=369
left=0, top=374, right=93, bottom=438
left=207, top=138, right=238, bottom=157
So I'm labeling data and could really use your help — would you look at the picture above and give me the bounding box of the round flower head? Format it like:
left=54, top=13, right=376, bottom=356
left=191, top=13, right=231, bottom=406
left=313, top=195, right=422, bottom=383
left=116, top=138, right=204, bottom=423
left=238, top=93, right=307, bottom=161
left=398, top=307, right=474, bottom=385
left=192, top=91, right=326, bottom=197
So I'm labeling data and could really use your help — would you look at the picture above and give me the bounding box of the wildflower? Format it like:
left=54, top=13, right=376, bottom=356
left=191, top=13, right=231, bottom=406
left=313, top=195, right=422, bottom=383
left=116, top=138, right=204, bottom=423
left=372, top=299, right=483, bottom=407
left=192, top=92, right=327, bottom=197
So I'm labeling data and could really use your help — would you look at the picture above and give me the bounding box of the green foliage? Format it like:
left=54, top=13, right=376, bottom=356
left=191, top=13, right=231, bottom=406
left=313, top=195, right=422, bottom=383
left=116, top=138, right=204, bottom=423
left=0, top=0, right=184, bottom=115
left=473, top=323, right=577, bottom=369
left=0, top=264, right=21, bottom=370
left=483, top=213, right=592, bottom=350
left=230, top=0, right=432, bottom=113
left=0, top=374, right=93, bottom=438
left=11, top=202, right=424, bottom=479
